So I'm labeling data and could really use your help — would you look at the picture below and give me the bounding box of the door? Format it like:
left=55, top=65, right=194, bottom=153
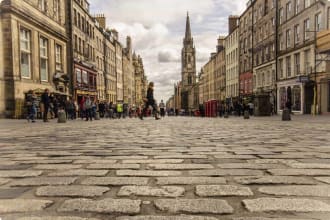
left=304, top=82, right=314, bottom=114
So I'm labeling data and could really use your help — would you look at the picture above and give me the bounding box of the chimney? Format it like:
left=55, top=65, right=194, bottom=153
left=111, top=29, right=118, bottom=40
left=94, top=14, right=106, bottom=29
left=217, top=36, right=225, bottom=52
left=228, top=15, right=239, bottom=34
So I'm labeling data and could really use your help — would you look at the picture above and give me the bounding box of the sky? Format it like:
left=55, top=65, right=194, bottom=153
left=90, top=0, right=246, bottom=103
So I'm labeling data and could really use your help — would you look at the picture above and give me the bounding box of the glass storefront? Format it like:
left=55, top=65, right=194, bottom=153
left=279, top=84, right=302, bottom=112
left=292, top=85, right=301, bottom=111
left=279, top=87, right=286, bottom=110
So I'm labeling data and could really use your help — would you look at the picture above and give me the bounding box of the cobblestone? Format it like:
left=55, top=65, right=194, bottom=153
left=196, top=185, right=253, bottom=196
left=58, top=198, right=141, bottom=214
left=36, top=185, right=110, bottom=197
left=1, top=116, right=330, bottom=219
left=117, top=186, right=185, bottom=197
left=243, top=198, right=330, bottom=212
left=0, top=199, right=53, bottom=213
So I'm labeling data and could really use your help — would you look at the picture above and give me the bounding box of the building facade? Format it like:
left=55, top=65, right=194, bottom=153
left=252, top=0, right=277, bottom=111
left=239, top=0, right=255, bottom=101
left=0, top=0, right=68, bottom=118
left=225, top=16, right=240, bottom=104
left=123, top=36, right=135, bottom=106
left=214, top=37, right=226, bottom=102
left=181, top=13, right=197, bottom=111
left=277, top=0, right=330, bottom=114
left=103, top=30, right=116, bottom=103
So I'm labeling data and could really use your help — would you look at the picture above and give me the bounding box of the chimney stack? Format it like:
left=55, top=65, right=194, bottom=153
left=217, top=36, right=225, bottom=52
left=228, top=15, right=239, bottom=35
left=94, top=14, right=106, bottom=29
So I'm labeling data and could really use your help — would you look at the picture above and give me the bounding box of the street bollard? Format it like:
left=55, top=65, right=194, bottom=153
left=57, top=111, right=66, bottom=123
left=282, top=108, right=291, bottom=121
left=244, top=110, right=250, bottom=119
left=95, top=112, right=100, bottom=120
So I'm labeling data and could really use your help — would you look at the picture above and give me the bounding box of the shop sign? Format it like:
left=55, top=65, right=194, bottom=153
left=296, top=75, right=309, bottom=83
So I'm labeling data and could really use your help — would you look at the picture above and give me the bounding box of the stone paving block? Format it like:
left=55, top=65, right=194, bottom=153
left=148, top=164, right=213, bottom=170
left=0, top=178, right=10, bottom=185
left=104, top=156, right=148, bottom=160
left=58, top=198, right=141, bottom=214
left=217, top=163, right=284, bottom=169
left=315, top=177, right=330, bottom=184
left=0, top=188, right=30, bottom=199
left=154, top=199, right=233, bottom=214
left=9, top=177, right=77, bottom=186
left=48, top=169, right=108, bottom=176
left=243, top=198, right=330, bottom=212
left=118, top=186, right=185, bottom=197
left=233, top=218, right=310, bottom=220
left=116, top=216, right=220, bottom=220
left=268, top=169, right=330, bottom=176
left=19, top=160, right=73, bottom=164
left=38, top=151, right=82, bottom=156
left=258, top=185, right=330, bottom=197
left=87, top=164, right=140, bottom=169
left=0, top=199, right=53, bottom=213
left=81, top=177, right=149, bottom=186
left=189, top=169, right=263, bottom=176
left=234, top=176, right=317, bottom=185
left=122, top=159, right=184, bottom=164
left=16, top=217, right=100, bottom=220
left=73, top=159, right=117, bottom=164
left=154, top=155, right=207, bottom=159
left=117, top=170, right=182, bottom=176
left=0, top=170, right=42, bottom=178
left=287, top=163, right=330, bottom=169
left=248, top=159, right=298, bottom=164
left=33, top=164, right=83, bottom=170
left=36, top=185, right=110, bottom=197
left=214, top=155, right=257, bottom=159
left=196, top=185, right=253, bottom=197
left=156, top=177, right=226, bottom=185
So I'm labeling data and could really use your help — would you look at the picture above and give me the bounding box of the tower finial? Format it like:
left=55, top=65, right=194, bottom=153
left=185, top=11, right=192, bottom=40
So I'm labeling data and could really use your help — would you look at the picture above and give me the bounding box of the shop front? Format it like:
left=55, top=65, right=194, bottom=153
left=277, top=78, right=312, bottom=114
left=74, top=62, right=98, bottom=103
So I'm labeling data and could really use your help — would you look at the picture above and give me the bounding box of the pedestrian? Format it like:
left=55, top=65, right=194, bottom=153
left=41, top=88, right=50, bottom=122
left=117, top=102, right=123, bottom=119
left=26, top=90, right=37, bottom=123
left=84, top=96, right=93, bottom=121
left=140, top=82, right=160, bottom=120
left=159, top=100, right=165, bottom=117
left=286, top=98, right=292, bottom=114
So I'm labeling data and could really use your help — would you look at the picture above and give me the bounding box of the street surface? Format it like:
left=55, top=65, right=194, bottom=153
left=1, top=115, right=330, bottom=220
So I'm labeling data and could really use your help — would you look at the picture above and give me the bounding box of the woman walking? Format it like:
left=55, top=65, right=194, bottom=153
left=140, top=82, right=160, bottom=120
left=26, top=90, right=37, bottom=123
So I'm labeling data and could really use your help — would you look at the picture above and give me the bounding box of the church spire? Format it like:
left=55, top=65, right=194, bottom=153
left=185, top=12, right=192, bottom=40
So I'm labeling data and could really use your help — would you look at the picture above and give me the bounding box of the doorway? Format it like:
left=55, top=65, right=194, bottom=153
left=304, top=82, right=314, bottom=114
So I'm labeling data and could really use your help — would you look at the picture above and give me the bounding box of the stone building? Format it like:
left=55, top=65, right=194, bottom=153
left=133, top=54, right=147, bottom=106
left=239, top=0, right=255, bottom=100
left=252, top=0, right=277, bottom=111
left=103, top=30, right=116, bottom=103
left=277, top=0, right=330, bottom=114
left=214, top=37, right=226, bottom=102
left=0, top=0, right=68, bottom=118
left=114, top=35, right=123, bottom=103
left=123, top=36, right=135, bottom=106
left=225, top=16, right=240, bottom=104
left=69, top=0, right=98, bottom=103
left=181, top=13, right=198, bottom=112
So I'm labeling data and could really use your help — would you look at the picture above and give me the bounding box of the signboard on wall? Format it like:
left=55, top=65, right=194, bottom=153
left=296, top=75, right=309, bottom=83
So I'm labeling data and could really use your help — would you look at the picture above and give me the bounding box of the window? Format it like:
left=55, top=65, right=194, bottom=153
left=294, top=53, right=300, bottom=75
left=295, top=0, right=300, bottom=14
left=39, top=37, right=48, bottom=81
left=55, top=44, right=62, bottom=71
left=304, top=0, right=310, bottom=8
left=279, top=33, right=284, bottom=50
left=294, top=24, right=300, bottom=44
left=286, top=56, right=291, bottom=77
left=76, top=69, right=81, bottom=85
left=292, top=85, right=301, bottom=111
left=279, top=8, right=284, bottom=24
left=286, top=2, right=292, bottom=19
left=74, top=35, right=77, bottom=51
left=286, top=29, right=291, bottom=48
left=20, top=28, right=31, bottom=78
left=304, top=18, right=310, bottom=40
left=280, top=87, right=286, bottom=110
left=82, top=70, right=88, bottom=85
left=315, top=13, right=321, bottom=32
left=38, top=0, right=46, bottom=12
left=74, top=9, right=77, bottom=26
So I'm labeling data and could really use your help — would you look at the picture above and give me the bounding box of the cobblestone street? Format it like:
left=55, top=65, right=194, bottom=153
left=1, top=116, right=330, bottom=220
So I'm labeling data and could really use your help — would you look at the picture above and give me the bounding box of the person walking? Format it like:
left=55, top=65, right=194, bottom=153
left=84, top=96, right=93, bottom=121
left=159, top=100, right=165, bottom=117
left=26, top=90, right=37, bottom=123
left=140, top=82, right=160, bottom=120
left=41, top=88, right=50, bottom=122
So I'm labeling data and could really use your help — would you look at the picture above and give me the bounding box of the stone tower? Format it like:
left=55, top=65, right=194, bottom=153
left=181, top=12, right=196, bottom=111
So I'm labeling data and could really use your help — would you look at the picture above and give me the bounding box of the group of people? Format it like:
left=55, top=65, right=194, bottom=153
left=25, top=82, right=165, bottom=122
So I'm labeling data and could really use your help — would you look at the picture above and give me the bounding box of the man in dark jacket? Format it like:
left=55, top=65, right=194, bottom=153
left=41, top=89, right=50, bottom=122
left=140, top=82, right=160, bottom=120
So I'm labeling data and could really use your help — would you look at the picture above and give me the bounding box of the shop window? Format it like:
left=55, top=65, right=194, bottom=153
left=20, top=28, right=31, bottom=78
left=292, top=85, right=301, bottom=111
left=82, top=70, right=88, bottom=85
left=76, top=69, right=81, bottom=86
left=39, top=37, right=48, bottom=82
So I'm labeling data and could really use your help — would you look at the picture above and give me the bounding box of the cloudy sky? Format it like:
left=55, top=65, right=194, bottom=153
left=90, top=0, right=246, bottom=102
